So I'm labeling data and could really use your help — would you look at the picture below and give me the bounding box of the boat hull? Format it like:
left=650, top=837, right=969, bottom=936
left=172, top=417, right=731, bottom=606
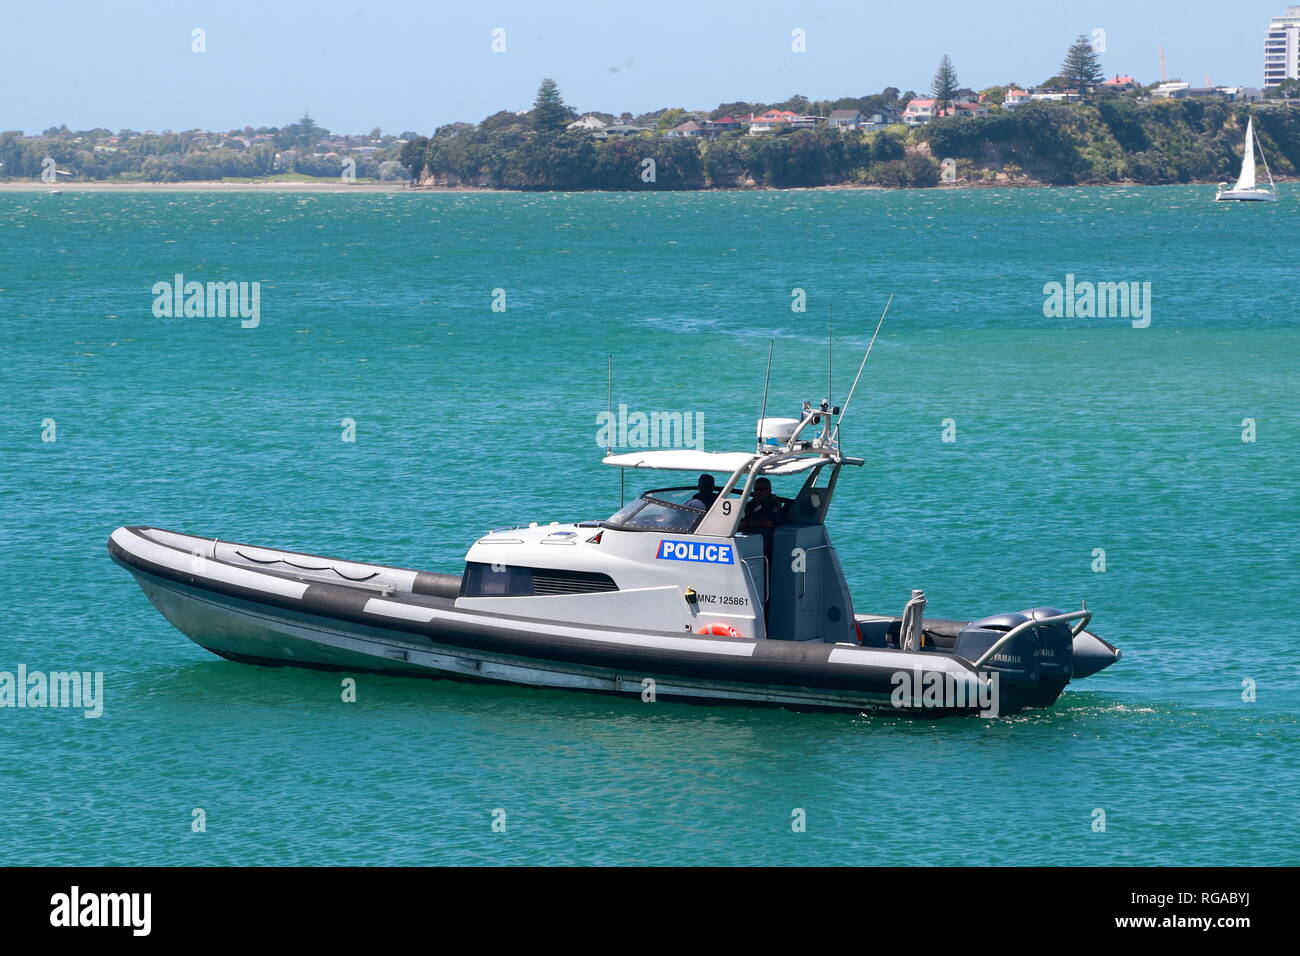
left=109, top=526, right=1110, bottom=716
left=1215, top=189, right=1276, bottom=201
left=124, top=565, right=998, bottom=713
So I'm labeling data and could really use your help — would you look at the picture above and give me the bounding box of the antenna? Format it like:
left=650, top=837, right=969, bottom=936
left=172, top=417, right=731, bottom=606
left=1159, top=46, right=1167, bottom=83
left=608, top=355, right=624, bottom=507
left=834, top=293, right=893, bottom=442
left=757, top=340, right=774, bottom=442
left=827, top=304, right=833, bottom=405
left=606, top=355, right=613, bottom=452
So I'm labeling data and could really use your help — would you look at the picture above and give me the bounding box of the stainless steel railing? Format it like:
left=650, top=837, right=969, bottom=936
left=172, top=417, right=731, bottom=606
left=971, top=606, right=1092, bottom=670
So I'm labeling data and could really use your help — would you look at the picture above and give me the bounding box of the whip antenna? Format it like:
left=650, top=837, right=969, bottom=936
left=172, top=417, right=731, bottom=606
left=607, top=355, right=624, bottom=507
left=757, top=340, right=774, bottom=445
left=834, top=293, right=893, bottom=441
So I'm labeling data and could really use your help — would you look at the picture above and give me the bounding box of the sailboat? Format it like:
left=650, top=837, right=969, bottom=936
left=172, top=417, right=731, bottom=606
left=1216, top=116, right=1277, bottom=202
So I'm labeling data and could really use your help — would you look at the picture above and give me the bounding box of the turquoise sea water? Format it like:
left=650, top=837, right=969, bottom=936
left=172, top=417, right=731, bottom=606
left=1, top=186, right=1296, bottom=866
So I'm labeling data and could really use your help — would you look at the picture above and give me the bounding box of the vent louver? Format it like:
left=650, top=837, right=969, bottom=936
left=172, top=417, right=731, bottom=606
left=531, top=569, right=619, bottom=595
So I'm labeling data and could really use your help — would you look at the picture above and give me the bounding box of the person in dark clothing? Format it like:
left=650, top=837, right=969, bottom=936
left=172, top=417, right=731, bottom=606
left=740, top=476, right=782, bottom=551
left=686, top=473, right=718, bottom=510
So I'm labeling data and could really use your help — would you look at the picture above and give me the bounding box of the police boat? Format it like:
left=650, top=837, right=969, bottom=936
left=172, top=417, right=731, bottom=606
left=108, top=399, right=1120, bottom=716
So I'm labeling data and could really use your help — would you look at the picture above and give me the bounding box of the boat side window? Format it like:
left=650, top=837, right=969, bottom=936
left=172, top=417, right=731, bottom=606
left=462, top=562, right=533, bottom=596
left=460, top=563, right=619, bottom=597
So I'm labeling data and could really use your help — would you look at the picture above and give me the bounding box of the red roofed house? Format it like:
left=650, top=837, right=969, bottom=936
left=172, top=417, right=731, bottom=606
left=952, top=101, right=990, bottom=119
left=903, top=99, right=938, bottom=125
left=1002, top=88, right=1032, bottom=109
left=703, top=115, right=743, bottom=134
left=904, top=98, right=989, bottom=125
left=748, top=109, right=799, bottom=133
left=1102, top=74, right=1140, bottom=90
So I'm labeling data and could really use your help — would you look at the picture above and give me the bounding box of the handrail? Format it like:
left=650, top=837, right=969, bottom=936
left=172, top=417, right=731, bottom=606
left=971, top=607, right=1092, bottom=670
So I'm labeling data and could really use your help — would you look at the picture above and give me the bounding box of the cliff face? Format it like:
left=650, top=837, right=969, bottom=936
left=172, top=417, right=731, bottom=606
left=921, top=100, right=1300, bottom=186
left=407, top=100, right=1300, bottom=190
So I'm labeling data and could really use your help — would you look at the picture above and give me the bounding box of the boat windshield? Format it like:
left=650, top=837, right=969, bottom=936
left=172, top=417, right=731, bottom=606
left=603, top=487, right=724, bottom=533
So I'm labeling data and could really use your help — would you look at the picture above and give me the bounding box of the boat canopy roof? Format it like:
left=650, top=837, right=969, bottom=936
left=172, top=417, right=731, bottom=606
left=601, top=449, right=840, bottom=476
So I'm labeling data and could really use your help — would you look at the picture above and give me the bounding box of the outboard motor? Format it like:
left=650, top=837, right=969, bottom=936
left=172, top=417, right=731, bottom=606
left=953, top=611, right=1043, bottom=714
left=953, top=607, right=1078, bottom=712
left=1023, top=606, right=1074, bottom=707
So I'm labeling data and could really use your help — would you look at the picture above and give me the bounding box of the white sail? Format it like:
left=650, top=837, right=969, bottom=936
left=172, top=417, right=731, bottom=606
left=1234, top=117, right=1257, bottom=192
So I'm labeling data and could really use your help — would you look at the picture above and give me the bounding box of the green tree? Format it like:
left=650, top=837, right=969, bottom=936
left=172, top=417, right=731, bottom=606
left=593, top=136, right=646, bottom=188
left=274, top=112, right=325, bottom=150
left=930, top=56, right=960, bottom=114
left=868, top=130, right=906, bottom=162
left=655, top=108, right=686, bottom=131
left=713, top=102, right=757, bottom=119
left=530, top=78, right=571, bottom=133
left=1060, top=34, right=1104, bottom=96
left=480, top=110, right=524, bottom=133
left=399, top=136, right=429, bottom=181
left=904, top=152, right=941, bottom=187
left=514, top=129, right=596, bottom=188
left=702, top=138, right=746, bottom=186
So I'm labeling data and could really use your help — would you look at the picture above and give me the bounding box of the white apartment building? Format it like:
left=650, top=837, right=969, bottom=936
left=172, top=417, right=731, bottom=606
left=1264, top=6, right=1300, bottom=87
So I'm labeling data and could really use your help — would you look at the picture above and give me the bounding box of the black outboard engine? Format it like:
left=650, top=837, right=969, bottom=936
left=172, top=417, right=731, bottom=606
left=1021, top=606, right=1074, bottom=707
left=953, top=607, right=1074, bottom=713
left=953, top=613, right=1036, bottom=714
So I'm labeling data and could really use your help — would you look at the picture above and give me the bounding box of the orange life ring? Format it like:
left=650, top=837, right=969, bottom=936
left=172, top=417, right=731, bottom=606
left=695, top=623, right=740, bottom=638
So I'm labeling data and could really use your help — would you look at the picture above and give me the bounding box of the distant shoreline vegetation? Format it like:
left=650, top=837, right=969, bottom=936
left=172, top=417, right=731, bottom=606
left=0, top=113, right=412, bottom=185
left=6, top=75, right=1300, bottom=191
left=395, top=77, right=1300, bottom=191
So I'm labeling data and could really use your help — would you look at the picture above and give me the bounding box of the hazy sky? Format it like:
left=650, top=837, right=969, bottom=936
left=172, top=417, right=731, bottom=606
left=1, top=0, right=1288, bottom=134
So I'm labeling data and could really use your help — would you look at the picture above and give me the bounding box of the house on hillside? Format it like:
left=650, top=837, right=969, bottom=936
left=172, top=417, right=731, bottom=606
left=1002, top=88, right=1032, bottom=109
left=828, top=109, right=866, bottom=129
left=868, top=105, right=903, bottom=127
left=1029, top=90, right=1082, bottom=103
left=904, top=99, right=988, bottom=125
left=1158, top=84, right=1261, bottom=103
left=568, top=115, right=608, bottom=134
left=666, top=120, right=707, bottom=138
left=828, top=108, right=900, bottom=130
left=747, top=109, right=799, bottom=133
left=703, top=115, right=743, bottom=134
left=904, top=99, right=938, bottom=125
left=1216, top=86, right=1264, bottom=102
left=1102, top=75, right=1140, bottom=91
left=603, top=123, right=651, bottom=136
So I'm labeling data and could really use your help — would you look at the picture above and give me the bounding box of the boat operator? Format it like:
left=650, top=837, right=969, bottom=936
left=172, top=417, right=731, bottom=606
left=740, top=476, right=782, bottom=551
left=687, top=474, right=718, bottom=510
